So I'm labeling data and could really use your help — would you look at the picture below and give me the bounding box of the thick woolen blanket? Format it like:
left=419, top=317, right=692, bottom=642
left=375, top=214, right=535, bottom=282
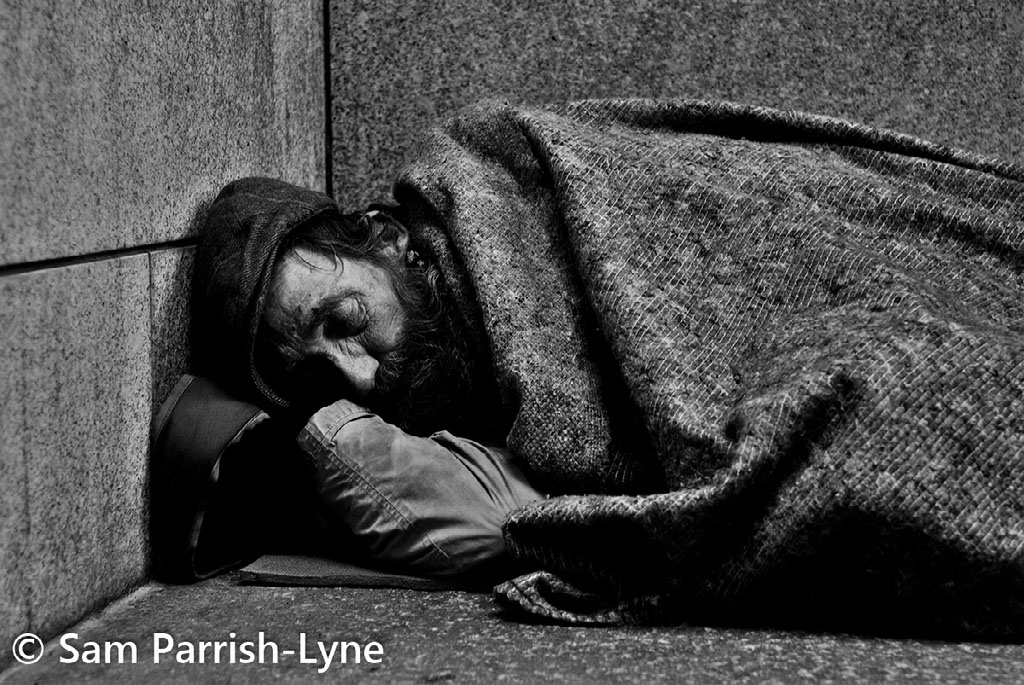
left=394, top=99, right=1024, bottom=638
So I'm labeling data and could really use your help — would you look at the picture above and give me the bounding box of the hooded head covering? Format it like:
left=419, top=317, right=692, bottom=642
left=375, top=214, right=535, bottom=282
left=191, top=177, right=340, bottom=412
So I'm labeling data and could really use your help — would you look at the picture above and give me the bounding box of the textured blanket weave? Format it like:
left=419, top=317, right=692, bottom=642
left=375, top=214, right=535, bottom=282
left=395, top=99, right=1024, bottom=637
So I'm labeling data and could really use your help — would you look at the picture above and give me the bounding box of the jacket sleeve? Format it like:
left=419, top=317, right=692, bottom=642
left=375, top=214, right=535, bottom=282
left=297, top=399, right=544, bottom=577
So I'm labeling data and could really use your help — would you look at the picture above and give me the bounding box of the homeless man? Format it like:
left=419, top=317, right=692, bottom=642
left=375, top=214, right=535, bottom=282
left=190, top=176, right=544, bottom=580
left=188, top=98, right=1024, bottom=637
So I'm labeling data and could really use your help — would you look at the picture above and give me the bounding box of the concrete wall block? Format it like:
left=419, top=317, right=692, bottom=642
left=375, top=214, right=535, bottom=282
left=330, top=0, right=1023, bottom=208
left=0, top=0, right=325, bottom=267
left=0, top=255, right=151, bottom=647
left=150, top=246, right=195, bottom=411
left=0, top=345, right=30, bottom=671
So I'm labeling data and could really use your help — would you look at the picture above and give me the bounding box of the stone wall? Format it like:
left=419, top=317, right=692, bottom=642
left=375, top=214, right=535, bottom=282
left=0, top=0, right=324, bottom=667
left=330, top=0, right=1022, bottom=209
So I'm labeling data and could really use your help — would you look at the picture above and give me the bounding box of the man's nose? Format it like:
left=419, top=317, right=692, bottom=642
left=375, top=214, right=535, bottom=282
left=326, top=351, right=379, bottom=399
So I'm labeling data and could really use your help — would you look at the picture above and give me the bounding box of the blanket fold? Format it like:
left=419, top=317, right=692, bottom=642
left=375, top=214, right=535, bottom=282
left=395, top=98, right=1024, bottom=638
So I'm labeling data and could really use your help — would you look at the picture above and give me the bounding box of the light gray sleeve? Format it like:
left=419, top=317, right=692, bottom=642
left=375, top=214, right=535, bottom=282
left=298, top=399, right=544, bottom=577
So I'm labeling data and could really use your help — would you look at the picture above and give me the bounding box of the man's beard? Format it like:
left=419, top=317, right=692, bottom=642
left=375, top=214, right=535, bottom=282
left=361, top=257, right=474, bottom=436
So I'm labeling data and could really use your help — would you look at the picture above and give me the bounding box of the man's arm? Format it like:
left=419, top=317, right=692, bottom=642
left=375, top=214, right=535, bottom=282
left=297, top=399, right=544, bottom=578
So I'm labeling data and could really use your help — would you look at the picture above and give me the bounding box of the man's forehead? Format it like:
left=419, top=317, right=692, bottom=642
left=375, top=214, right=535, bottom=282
left=279, top=246, right=341, bottom=278
left=273, top=248, right=340, bottom=301
left=267, top=250, right=332, bottom=330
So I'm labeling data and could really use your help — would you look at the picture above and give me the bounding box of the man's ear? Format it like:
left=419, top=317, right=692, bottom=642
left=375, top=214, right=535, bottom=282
left=374, top=213, right=409, bottom=262
left=379, top=221, right=409, bottom=262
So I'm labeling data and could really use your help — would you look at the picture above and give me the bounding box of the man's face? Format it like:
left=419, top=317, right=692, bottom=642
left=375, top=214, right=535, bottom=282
left=264, top=246, right=407, bottom=400
left=261, top=244, right=471, bottom=433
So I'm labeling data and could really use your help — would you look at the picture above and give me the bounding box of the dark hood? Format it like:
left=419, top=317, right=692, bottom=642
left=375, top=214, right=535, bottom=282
left=190, top=177, right=339, bottom=411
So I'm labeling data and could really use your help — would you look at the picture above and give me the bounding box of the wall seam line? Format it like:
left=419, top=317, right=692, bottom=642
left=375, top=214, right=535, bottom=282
left=0, top=239, right=198, bottom=279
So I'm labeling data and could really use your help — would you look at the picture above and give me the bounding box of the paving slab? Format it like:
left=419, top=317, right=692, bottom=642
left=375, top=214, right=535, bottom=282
left=3, top=575, right=1023, bottom=683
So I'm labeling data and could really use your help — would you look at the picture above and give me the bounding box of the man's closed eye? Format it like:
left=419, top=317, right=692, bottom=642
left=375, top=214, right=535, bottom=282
left=323, top=304, right=367, bottom=340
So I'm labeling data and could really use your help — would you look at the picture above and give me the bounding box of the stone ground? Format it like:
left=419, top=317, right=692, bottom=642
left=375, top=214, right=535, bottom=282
left=3, top=576, right=1023, bottom=684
